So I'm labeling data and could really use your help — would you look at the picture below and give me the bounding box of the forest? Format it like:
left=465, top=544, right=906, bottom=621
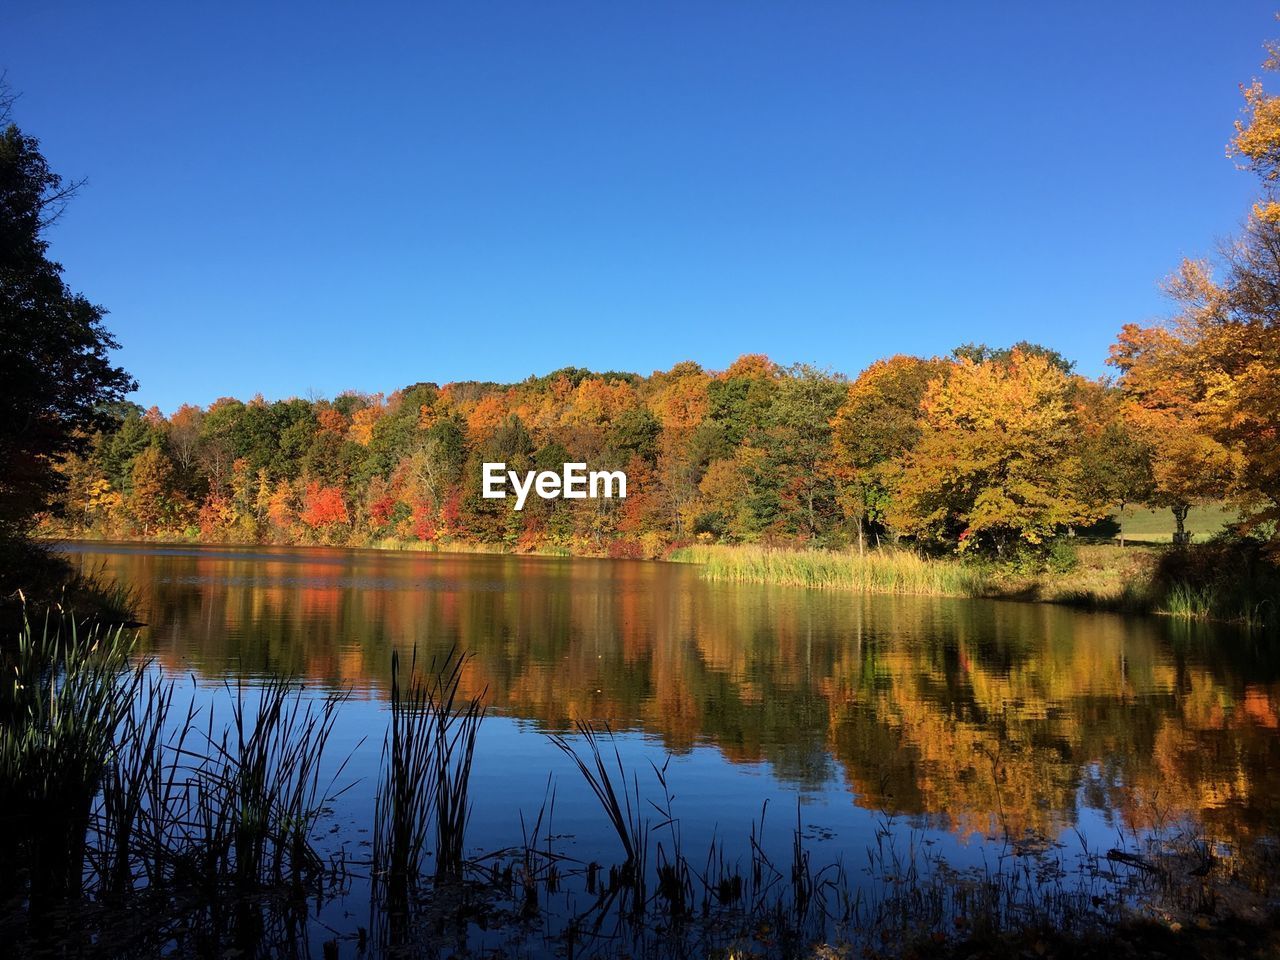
left=41, top=328, right=1277, bottom=566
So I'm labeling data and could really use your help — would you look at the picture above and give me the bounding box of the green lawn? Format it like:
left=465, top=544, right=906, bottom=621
left=1111, top=504, right=1237, bottom=543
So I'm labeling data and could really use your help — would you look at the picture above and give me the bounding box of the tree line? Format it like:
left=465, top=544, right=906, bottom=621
left=42, top=330, right=1273, bottom=560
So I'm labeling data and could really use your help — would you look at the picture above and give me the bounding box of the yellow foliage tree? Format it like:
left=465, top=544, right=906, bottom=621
left=888, top=351, right=1102, bottom=554
left=129, top=445, right=187, bottom=535
left=347, top=394, right=385, bottom=446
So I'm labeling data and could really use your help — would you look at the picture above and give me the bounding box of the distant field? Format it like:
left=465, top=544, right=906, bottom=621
left=1109, top=504, right=1237, bottom=543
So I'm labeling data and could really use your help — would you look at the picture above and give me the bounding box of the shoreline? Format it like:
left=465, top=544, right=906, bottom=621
left=45, top=533, right=1270, bottom=628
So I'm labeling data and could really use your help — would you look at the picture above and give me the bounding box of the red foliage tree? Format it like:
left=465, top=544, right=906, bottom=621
left=369, top=494, right=397, bottom=530
left=440, top=490, right=463, bottom=537
left=300, top=482, right=349, bottom=528
left=411, top=498, right=437, bottom=541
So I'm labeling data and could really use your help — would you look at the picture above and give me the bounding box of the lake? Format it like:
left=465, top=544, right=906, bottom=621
left=58, top=541, right=1280, bottom=953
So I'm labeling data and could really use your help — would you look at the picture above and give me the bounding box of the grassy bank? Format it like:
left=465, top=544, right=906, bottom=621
left=668, top=541, right=1279, bottom=628
left=364, top=536, right=574, bottom=557
left=0, top=539, right=137, bottom=635
left=667, top=542, right=1129, bottom=603
left=668, top=543, right=992, bottom=597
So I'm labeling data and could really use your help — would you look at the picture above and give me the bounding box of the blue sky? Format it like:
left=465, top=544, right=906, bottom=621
left=5, top=2, right=1275, bottom=411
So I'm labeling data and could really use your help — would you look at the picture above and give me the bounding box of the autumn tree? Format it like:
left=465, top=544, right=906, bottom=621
left=167, top=404, right=205, bottom=477
left=652, top=362, right=711, bottom=536
left=466, top=394, right=509, bottom=445
left=1107, top=317, right=1237, bottom=542
left=952, top=341, right=1074, bottom=373
left=696, top=448, right=763, bottom=539
left=347, top=393, right=386, bottom=446
left=889, top=351, right=1103, bottom=555
left=300, top=482, right=350, bottom=531
left=1073, top=380, right=1154, bottom=546
left=315, top=404, right=347, bottom=437
left=129, top=445, right=187, bottom=535
left=831, top=355, right=949, bottom=553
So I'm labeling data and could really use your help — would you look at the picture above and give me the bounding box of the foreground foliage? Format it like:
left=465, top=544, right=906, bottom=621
left=1, top=616, right=348, bottom=955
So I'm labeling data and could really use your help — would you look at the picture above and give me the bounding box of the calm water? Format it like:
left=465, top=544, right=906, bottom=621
left=60, top=542, right=1280, bottom=938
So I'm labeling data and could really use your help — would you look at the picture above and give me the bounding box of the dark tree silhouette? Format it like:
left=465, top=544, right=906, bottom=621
left=0, top=93, right=135, bottom=545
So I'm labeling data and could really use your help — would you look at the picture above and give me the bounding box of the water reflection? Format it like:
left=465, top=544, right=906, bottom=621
left=64, top=542, right=1280, bottom=851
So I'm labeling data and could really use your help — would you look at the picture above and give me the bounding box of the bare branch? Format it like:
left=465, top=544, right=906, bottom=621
left=0, top=71, right=16, bottom=125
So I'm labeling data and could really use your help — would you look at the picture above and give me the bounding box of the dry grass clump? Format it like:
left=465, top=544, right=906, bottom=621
left=669, top=544, right=991, bottom=597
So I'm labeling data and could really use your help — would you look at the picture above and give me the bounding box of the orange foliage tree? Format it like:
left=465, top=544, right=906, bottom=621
left=300, top=482, right=350, bottom=529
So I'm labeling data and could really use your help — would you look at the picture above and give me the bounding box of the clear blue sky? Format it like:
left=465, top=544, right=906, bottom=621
left=5, top=2, right=1274, bottom=411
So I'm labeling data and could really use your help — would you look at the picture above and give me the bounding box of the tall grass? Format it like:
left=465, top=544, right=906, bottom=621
left=373, top=648, right=486, bottom=897
left=92, top=678, right=345, bottom=894
left=432, top=659, right=485, bottom=881
left=94, top=669, right=189, bottom=897
left=669, top=543, right=991, bottom=597
left=1158, top=582, right=1275, bottom=629
left=550, top=721, right=649, bottom=874
left=374, top=651, right=438, bottom=892
left=1, top=611, right=356, bottom=954
left=1159, top=582, right=1218, bottom=621
left=0, top=615, right=142, bottom=916
left=211, top=675, right=347, bottom=887
left=1150, top=536, right=1279, bottom=629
